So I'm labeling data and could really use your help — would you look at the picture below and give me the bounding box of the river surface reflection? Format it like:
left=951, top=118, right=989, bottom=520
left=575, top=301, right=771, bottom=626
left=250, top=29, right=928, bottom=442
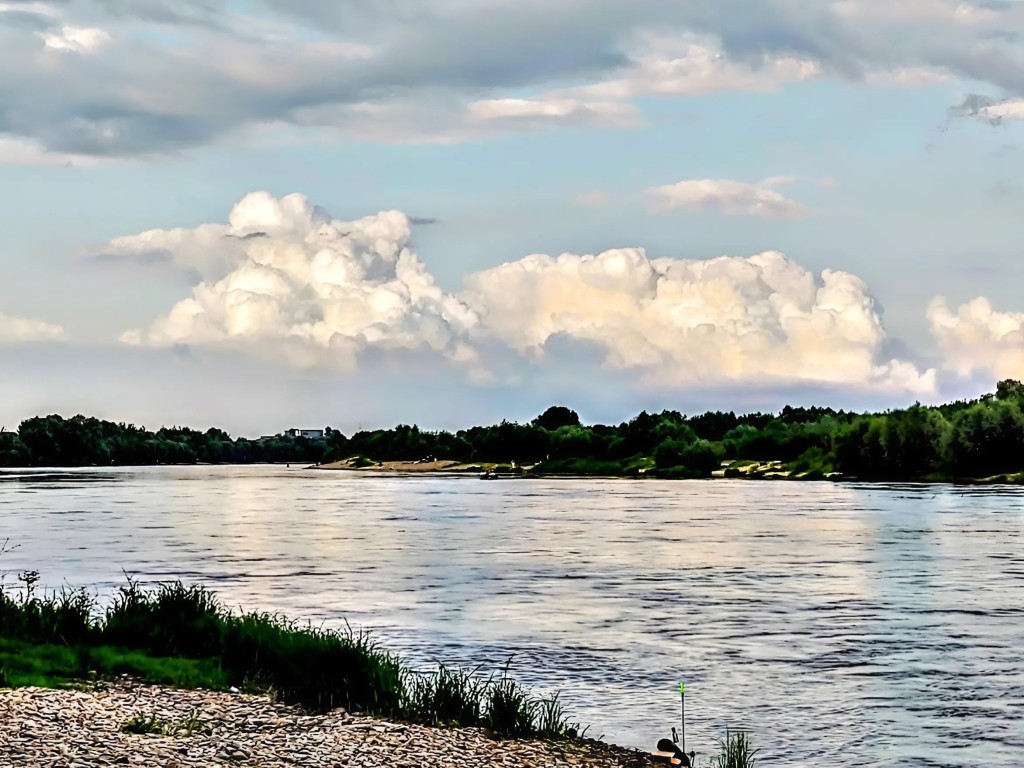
left=1, top=466, right=1022, bottom=766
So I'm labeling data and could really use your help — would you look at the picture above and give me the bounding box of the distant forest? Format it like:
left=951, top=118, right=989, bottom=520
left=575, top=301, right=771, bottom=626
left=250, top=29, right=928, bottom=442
left=3, top=380, right=1024, bottom=481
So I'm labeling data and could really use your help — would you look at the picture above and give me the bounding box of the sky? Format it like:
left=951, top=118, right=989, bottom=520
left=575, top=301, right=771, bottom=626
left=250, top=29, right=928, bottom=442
left=3, top=0, right=1024, bottom=436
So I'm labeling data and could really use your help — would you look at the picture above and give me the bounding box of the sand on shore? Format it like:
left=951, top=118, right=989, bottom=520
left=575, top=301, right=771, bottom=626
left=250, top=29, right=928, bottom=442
left=0, top=683, right=647, bottom=768
left=318, top=459, right=488, bottom=473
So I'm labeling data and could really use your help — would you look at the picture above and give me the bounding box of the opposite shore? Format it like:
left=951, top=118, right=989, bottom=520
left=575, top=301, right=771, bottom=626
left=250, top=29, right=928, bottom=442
left=6, top=380, right=1024, bottom=483
left=314, top=457, right=1024, bottom=484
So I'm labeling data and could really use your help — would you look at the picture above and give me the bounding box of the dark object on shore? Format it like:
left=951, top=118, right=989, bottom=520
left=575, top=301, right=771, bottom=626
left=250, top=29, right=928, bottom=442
left=654, top=738, right=692, bottom=766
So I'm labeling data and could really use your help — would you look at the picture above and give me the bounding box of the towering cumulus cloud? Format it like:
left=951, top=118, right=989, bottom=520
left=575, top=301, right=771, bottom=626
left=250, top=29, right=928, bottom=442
left=464, top=248, right=933, bottom=392
left=114, top=192, right=934, bottom=394
left=928, top=297, right=1024, bottom=380
left=116, top=192, right=480, bottom=369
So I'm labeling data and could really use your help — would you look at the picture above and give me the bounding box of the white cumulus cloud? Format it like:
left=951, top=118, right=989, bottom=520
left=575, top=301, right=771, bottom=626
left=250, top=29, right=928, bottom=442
left=463, top=248, right=934, bottom=393
left=928, top=296, right=1024, bottom=380
left=112, top=192, right=933, bottom=395
left=39, top=26, right=111, bottom=53
left=571, top=32, right=822, bottom=101
left=647, top=177, right=811, bottom=219
left=978, top=99, right=1024, bottom=122
left=115, top=192, right=481, bottom=369
left=0, top=311, right=65, bottom=343
left=465, top=97, right=638, bottom=131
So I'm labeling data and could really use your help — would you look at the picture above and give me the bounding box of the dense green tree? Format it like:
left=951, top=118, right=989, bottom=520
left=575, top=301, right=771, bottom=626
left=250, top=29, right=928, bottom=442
left=547, top=425, right=595, bottom=460
left=532, top=406, right=581, bottom=431
left=996, top=379, right=1024, bottom=401
left=654, top=437, right=724, bottom=476
left=654, top=438, right=687, bottom=469
left=679, top=439, right=726, bottom=474
left=0, top=431, right=29, bottom=465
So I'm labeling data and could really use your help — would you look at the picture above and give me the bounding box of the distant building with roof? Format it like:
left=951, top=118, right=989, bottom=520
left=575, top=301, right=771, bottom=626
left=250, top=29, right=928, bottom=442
left=284, top=428, right=325, bottom=440
left=257, top=428, right=326, bottom=441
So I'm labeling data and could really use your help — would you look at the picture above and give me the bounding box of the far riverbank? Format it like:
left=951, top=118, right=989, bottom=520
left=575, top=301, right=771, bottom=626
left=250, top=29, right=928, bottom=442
left=315, top=457, right=1024, bottom=484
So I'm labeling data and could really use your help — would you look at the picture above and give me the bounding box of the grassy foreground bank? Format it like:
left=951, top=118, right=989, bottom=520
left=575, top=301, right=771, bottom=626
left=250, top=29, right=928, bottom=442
left=0, top=575, right=580, bottom=739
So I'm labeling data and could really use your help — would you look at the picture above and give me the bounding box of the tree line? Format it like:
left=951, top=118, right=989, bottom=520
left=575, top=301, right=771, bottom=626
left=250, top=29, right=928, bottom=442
left=2, top=380, right=1024, bottom=480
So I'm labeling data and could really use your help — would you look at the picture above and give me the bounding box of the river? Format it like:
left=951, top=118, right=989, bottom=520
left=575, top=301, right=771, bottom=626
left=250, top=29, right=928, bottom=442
left=1, top=466, right=1022, bottom=766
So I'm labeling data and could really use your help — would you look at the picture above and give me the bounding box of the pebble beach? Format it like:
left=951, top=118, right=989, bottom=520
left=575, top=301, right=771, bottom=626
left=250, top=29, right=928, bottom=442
left=0, top=683, right=648, bottom=768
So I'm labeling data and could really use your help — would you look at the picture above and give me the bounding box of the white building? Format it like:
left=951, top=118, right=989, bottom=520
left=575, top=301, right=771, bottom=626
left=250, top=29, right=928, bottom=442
left=284, top=428, right=325, bottom=439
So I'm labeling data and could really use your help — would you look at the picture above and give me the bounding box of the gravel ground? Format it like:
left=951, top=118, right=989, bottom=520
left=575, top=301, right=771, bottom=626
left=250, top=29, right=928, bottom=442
left=0, top=683, right=650, bottom=768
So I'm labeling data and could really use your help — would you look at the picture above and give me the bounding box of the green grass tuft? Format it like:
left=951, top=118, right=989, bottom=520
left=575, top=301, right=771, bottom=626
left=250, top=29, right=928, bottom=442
left=486, top=674, right=536, bottom=738
left=713, top=729, right=760, bottom=768
left=121, top=713, right=169, bottom=735
left=403, top=664, right=487, bottom=727
left=121, top=709, right=211, bottom=737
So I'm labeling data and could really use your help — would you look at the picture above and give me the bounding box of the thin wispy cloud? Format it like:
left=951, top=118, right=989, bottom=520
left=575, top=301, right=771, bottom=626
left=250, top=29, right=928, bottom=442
left=0, top=311, right=66, bottom=343
left=466, top=97, right=639, bottom=131
left=646, top=177, right=811, bottom=219
left=0, top=136, right=99, bottom=166
left=572, top=190, right=612, bottom=207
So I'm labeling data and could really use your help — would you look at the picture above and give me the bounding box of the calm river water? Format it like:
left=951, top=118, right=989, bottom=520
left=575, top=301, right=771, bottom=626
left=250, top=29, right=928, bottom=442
left=1, top=467, right=1022, bottom=766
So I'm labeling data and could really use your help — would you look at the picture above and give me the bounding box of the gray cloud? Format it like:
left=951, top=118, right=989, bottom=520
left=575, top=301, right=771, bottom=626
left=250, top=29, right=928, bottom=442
left=949, top=93, right=1004, bottom=124
left=3, top=0, right=1024, bottom=158
left=948, top=93, right=1024, bottom=126
left=0, top=8, right=58, bottom=30
left=91, top=0, right=229, bottom=27
left=252, top=0, right=423, bottom=36
left=223, top=231, right=268, bottom=241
